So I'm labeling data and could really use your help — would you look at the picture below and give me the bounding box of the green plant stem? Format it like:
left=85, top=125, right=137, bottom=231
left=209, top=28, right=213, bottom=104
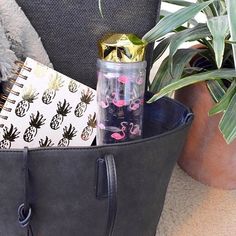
left=98, top=0, right=104, bottom=18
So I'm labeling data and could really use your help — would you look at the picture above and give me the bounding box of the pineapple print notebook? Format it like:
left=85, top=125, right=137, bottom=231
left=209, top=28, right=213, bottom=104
left=0, top=57, right=97, bottom=149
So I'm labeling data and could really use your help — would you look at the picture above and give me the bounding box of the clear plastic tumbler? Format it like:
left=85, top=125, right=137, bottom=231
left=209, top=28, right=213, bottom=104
left=96, top=34, right=147, bottom=145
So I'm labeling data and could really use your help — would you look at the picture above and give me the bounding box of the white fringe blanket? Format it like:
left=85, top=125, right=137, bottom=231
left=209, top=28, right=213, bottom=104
left=0, top=0, right=52, bottom=81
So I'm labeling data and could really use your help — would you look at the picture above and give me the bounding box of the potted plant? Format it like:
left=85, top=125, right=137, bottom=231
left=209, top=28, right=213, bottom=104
left=142, top=0, right=236, bottom=189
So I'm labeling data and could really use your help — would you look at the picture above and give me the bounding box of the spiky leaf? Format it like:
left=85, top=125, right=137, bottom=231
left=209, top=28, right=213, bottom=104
left=197, top=0, right=218, bottom=18
left=151, top=36, right=173, bottom=66
left=148, top=69, right=236, bottom=103
left=142, top=0, right=214, bottom=43
left=209, top=80, right=236, bottom=116
left=226, top=0, right=236, bottom=70
left=150, top=48, right=200, bottom=93
left=219, top=91, right=236, bottom=143
left=162, top=0, right=194, bottom=7
left=169, top=23, right=211, bottom=71
left=207, top=15, right=230, bottom=69
left=206, top=80, right=226, bottom=103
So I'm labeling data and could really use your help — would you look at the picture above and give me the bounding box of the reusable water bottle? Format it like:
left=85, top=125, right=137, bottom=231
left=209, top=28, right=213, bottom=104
left=96, top=33, right=147, bottom=145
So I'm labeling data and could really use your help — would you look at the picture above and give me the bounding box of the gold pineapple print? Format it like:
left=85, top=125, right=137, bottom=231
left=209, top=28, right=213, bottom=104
left=15, top=85, right=39, bottom=117
left=0, top=124, right=20, bottom=149
left=81, top=113, right=96, bottom=141
left=23, top=111, right=46, bottom=142
left=42, top=73, right=64, bottom=104
left=50, top=100, right=72, bottom=130
left=33, top=62, right=50, bottom=78
left=39, top=136, right=54, bottom=147
left=74, top=88, right=95, bottom=117
left=68, top=80, right=79, bottom=93
left=58, top=124, right=77, bottom=147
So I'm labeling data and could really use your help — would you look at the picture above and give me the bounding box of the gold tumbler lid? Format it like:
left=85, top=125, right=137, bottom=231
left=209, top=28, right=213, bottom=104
left=98, top=33, right=147, bottom=62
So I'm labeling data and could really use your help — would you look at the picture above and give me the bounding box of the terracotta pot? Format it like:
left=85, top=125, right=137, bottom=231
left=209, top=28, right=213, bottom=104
left=175, top=82, right=236, bottom=189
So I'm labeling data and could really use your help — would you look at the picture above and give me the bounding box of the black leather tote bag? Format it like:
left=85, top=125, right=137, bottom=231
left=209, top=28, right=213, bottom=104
left=0, top=95, right=193, bottom=236
left=1, top=1, right=193, bottom=235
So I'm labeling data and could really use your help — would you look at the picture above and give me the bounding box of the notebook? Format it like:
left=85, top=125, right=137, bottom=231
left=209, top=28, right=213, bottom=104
left=0, top=57, right=97, bottom=149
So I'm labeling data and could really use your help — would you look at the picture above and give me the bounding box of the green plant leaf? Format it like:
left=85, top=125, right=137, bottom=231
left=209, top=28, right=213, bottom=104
left=160, top=10, right=172, bottom=17
left=216, top=0, right=227, bottom=15
left=188, top=18, right=199, bottom=27
left=172, top=49, right=201, bottom=80
left=197, top=0, right=218, bottom=17
left=225, top=40, right=236, bottom=45
left=169, top=23, right=211, bottom=70
left=160, top=10, right=198, bottom=26
left=223, top=43, right=234, bottom=67
left=209, top=80, right=236, bottom=116
left=148, top=69, right=236, bottom=103
left=182, top=66, right=205, bottom=77
left=150, top=57, right=170, bottom=93
left=142, top=0, right=214, bottom=43
left=206, top=80, right=226, bottom=103
left=174, top=25, right=188, bottom=32
left=162, top=0, right=194, bottom=7
left=191, top=49, right=215, bottom=69
left=226, top=0, right=236, bottom=70
left=151, top=36, right=173, bottom=65
left=219, top=90, right=236, bottom=144
left=169, top=24, right=210, bottom=57
left=207, top=15, right=229, bottom=69
left=150, top=48, right=200, bottom=93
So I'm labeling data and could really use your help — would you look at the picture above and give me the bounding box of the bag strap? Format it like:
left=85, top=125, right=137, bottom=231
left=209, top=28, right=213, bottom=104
left=18, top=147, right=33, bottom=236
left=96, top=154, right=118, bottom=236
left=17, top=149, right=117, bottom=236
left=104, top=154, right=118, bottom=236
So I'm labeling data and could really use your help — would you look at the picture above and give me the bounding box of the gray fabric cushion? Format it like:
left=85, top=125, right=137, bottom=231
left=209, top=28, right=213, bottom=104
left=16, top=0, right=161, bottom=88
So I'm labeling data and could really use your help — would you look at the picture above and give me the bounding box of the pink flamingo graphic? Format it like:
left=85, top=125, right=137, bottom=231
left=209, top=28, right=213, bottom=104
left=129, top=75, right=144, bottom=85
left=113, top=99, right=126, bottom=107
left=111, top=122, right=127, bottom=140
left=136, top=76, right=144, bottom=85
left=100, top=95, right=110, bottom=108
left=129, top=99, right=142, bottom=111
left=111, top=93, right=126, bottom=108
left=118, top=75, right=129, bottom=84
left=130, top=123, right=141, bottom=136
left=98, top=123, right=122, bottom=132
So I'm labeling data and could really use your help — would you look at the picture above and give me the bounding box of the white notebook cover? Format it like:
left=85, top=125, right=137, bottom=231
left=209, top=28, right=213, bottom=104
left=0, top=58, right=97, bottom=149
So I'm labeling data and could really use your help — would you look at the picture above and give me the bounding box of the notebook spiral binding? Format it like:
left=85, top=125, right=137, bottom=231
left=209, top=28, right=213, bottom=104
left=0, top=61, right=32, bottom=123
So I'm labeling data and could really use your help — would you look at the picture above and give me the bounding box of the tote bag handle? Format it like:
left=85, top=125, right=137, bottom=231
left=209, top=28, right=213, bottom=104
left=18, top=149, right=118, bottom=236
left=96, top=154, right=118, bottom=236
